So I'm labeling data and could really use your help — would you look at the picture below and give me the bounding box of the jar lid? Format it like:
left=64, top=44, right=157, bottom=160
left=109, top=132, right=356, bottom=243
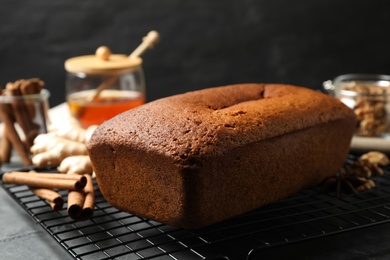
left=65, top=46, right=142, bottom=75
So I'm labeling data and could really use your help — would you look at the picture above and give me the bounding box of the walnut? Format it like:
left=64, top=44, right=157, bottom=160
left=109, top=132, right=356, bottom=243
left=360, top=151, right=390, bottom=166
left=347, top=159, right=374, bottom=178
left=322, top=151, right=388, bottom=197
left=347, top=158, right=387, bottom=177
left=356, top=178, right=375, bottom=192
left=342, top=82, right=389, bottom=137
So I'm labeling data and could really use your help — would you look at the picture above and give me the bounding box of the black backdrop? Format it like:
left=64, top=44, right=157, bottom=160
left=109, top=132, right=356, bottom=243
left=0, top=0, right=389, bottom=107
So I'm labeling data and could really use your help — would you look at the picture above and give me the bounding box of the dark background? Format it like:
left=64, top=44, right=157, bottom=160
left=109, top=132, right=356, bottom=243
left=0, top=0, right=389, bottom=107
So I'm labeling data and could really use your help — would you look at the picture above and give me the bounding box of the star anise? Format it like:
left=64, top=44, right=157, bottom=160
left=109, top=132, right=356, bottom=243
left=322, top=151, right=388, bottom=198
left=322, top=167, right=374, bottom=198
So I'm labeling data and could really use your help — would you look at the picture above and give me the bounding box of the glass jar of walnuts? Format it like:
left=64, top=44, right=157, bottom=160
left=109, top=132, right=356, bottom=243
left=324, top=74, right=390, bottom=137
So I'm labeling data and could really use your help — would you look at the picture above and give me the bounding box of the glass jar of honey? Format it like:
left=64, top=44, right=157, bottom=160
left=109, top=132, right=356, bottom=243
left=65, top=46, right=146, bottom=128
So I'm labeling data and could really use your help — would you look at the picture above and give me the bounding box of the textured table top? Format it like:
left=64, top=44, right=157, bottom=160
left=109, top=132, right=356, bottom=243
left=0, top=185, right=72, bottom=259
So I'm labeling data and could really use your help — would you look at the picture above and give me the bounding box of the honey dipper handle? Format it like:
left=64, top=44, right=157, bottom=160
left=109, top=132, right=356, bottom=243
left=128, top=30, right=160, bottom=59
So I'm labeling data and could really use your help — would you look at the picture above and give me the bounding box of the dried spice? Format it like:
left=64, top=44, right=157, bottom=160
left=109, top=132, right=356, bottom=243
left=322, top=151, right=389, bottom=197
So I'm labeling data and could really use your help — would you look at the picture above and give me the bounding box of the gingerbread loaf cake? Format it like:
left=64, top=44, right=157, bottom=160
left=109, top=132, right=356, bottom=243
left=87, top=83, right=357, bottom=228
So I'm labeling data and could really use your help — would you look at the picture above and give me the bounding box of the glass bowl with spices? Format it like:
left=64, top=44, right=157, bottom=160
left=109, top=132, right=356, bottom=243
left=323, top=74, right=390, bottom=138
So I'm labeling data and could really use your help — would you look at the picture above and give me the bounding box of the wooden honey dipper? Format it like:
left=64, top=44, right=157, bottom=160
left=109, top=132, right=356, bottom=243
left=91, top=30, right=160, bottom=102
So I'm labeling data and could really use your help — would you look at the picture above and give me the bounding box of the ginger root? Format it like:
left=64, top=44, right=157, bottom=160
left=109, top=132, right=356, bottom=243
left=58, top=155, right=93, bottom=175
left=31, top=134, right=88, bottom=167
left=48, top=125, right=97, bottom=143
left=31, top=123, right=97, bottom=172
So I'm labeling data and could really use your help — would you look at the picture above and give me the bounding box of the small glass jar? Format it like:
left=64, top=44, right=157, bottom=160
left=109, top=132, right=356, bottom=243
left=323, top=74, right=390, bottom=137
left=0, top=88, right=50, bottom=165
left=65, top=46, right=146, bottom=128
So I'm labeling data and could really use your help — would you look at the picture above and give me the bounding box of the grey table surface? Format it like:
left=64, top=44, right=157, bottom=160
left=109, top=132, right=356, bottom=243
left=0, top=184, right=72, bottom=260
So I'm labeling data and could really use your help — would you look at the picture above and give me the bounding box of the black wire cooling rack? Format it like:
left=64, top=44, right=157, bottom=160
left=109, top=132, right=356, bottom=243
left=2, top=154, right=390, bottom=260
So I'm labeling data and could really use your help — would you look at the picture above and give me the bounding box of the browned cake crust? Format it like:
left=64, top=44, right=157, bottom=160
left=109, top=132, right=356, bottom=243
left=87, top=83, right=357, bottom=228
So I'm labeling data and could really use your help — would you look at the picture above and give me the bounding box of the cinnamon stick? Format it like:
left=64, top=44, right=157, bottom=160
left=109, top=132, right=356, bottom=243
left=67, top=174, right=95, bottom=220
left=20, top=78, right=44, bottom=96
left=0, top=103, right=31, bottom=165
left=30, top=187, right=64, bottom=211
left=21, top=79, right=48, bottom=134
left=6, top=80, right=41, bottom=149
left=0, top=130, right=12, bottom=163
left=19, top=79, right=45, bottom=123
left=11, top=171, right=87, bottom=186
left=67, top=190, right=85, bottom=220
left=81, top=174, right=95, bottom=219
left=2, top=172, right=86, bottom=190
left=0, top=88, right=15, bottom=164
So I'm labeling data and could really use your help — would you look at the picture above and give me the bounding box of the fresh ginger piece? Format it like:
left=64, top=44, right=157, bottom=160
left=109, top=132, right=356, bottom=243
left=48, top=125, right=87, bottom=143
left=31, top=134, right=63, bottom=154
left=48, top=124, right=98, bottom=143
left=58, top=155, right=93, bottom=175
left=31, top=134, right=88, bottom=167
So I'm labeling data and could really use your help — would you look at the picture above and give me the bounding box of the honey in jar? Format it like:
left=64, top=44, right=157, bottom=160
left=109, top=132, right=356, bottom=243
left=67, top=89, right=145, bottom=128
left=64, top=41, right=154, bottom=128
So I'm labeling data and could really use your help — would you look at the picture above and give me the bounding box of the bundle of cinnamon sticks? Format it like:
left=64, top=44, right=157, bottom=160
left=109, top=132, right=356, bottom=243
left=0, top=78, right=48, bottom=166
left=2, top=171, right=95, bottom=220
